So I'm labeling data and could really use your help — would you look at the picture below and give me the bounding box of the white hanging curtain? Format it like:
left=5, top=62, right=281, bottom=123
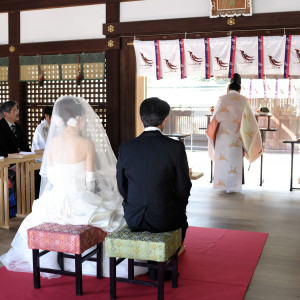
left=209, top=36, right=231, bottom=77
left=277, top=79, right=290, bottom=98
left=288, top=36, right=300, bottom=76
left=241, top=78, right=251, bottom=99
left=183, top=38, right=206, bottom=78
left=265, top=78, right=277, bottom=99
left=234, top=36, right=259, bottom=76
left=252, top=79, right=265, bottom=98
left=291, top=79, right=300, bottom=99
left=134, top=40, right=157, bottom=79
left=263, top=36, right=286, bottom=76
left=159, top=40, right=182, bottom=79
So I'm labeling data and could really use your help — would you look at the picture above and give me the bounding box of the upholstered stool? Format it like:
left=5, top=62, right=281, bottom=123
left=105, top=226, right=182, bottom=300
left=27, top=222, right=107, bottom=296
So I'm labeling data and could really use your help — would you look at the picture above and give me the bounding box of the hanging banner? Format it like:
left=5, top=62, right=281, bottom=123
left=234, top=36, right=259, bottom=76
left=184, top=38, right=206, bottom=78
left=252, top=79, right=265, bottom=98
left=265, top=79, right=277, bottom=99
left=291, top=79, right=300, bottom=99
left=277, top=79, right=290, bottom=98
left=241, top=78, right=250, bottom=99
left=209, top=36, right=231, bottom=77
left=288, top=35, right=300, bottom=77
left=263, top=36, right=286, bottom=76
left=159, top=40, right=182, bottom=79
left=134, top=40, right=157, bottom=79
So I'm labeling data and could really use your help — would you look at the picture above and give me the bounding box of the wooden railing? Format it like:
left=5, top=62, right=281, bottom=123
left=0, top=154, right=42, bottom=229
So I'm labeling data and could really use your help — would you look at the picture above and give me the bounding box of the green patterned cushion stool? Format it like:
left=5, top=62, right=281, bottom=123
left=105, top=226, right=182, bottom=300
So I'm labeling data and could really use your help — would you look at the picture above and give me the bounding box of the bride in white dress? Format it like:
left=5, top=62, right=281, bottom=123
left=0, top=95, right=146, bottom=278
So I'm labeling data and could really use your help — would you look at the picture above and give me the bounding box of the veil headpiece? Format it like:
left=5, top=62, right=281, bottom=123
left=39, top=95, right=119, bottom=201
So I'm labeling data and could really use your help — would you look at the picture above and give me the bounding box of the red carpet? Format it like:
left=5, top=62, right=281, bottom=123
left=0, top=227, right=268, bottom=300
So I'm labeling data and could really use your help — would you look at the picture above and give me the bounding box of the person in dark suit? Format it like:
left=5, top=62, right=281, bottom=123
left=117, top=97, right=192, bottom=280
left=0, top=100, right=30, bottom=156
left=0, top=100, right=31, bottom=199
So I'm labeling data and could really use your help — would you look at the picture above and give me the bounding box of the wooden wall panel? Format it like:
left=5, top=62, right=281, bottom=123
left=106, top=49, right=120, bottom=155
left=105, top=1, right=120, bottom=154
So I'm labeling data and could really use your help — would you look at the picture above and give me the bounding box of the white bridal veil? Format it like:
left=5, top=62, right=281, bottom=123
left=39, top=95, right=122, bottom=207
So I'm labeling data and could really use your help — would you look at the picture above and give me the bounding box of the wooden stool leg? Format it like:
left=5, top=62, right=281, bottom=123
left=75, top=254, right=83, bottom=296
left=128, top=258, right=134, bottom=280
left=172, top=253, right=178, bottom=288
left=109, top=257, right=116, bottom=300
left=32, top=249, right=40, bottom=289
left=157, top=262, right=164, bottom=300
left=96, top=243, right=103, bottom=279
left=57, top=252, right=64, bottom=271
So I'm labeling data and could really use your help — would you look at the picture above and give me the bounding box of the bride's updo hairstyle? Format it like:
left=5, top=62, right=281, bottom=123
left=55, top=96, right=85, bottom=125
left=229, top=73, right=241, bottom=91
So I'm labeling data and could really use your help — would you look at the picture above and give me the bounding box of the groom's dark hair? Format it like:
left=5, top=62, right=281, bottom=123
left=140, top=97, right=170, bottom=127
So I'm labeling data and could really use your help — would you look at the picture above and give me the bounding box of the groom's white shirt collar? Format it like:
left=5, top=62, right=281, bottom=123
left=144, top=126, right=161, bottom=133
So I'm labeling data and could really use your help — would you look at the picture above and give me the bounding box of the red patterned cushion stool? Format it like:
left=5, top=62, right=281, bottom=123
left=27, top=222, right=107, bottom=296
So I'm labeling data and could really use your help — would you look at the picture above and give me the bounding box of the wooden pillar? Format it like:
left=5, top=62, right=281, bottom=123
left=105, top=2, right=120, bottom=155
left=8, top=12, right=24, bottom=129
left=8, top=12, right=20, bottom=102
left=119, top=37, right=136, bottom=143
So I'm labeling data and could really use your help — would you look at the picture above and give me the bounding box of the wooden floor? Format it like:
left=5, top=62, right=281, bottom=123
left=0, top=151, right=300, bottom=299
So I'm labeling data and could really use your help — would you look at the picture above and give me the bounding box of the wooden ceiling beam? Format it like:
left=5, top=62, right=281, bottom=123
left=0, top=0, right=141, bottom=13
left=103, top=11, right=300, bottom=36
left=1, top=38, right=119, bottom=56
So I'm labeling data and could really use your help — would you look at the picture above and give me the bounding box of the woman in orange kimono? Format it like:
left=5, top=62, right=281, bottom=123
left=207, top=74, right=262, bottom=193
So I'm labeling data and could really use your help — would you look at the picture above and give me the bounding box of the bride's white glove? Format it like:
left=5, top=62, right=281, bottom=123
left=86, top=171, right=96, bottom=192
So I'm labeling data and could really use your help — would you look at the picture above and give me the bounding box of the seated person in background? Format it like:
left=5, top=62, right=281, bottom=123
left=0, top=100, right=30, bottom=156
left=31, top=106, right=53, bottom=151
left=0, top=100, right=31, bottom=198
left=116, top=97, right=192, bottom=280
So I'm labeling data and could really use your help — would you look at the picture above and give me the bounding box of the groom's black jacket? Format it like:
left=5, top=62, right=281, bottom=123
left=116, top=130, right=192, bottom=234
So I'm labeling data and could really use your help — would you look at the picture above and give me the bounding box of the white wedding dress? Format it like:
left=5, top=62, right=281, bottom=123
left=0, top=161, right=146, bottom=278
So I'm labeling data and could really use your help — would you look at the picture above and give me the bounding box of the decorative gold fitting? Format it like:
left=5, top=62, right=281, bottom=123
left=108, top=40, right=114, bottom=48
left=107, top=25, right=115, bottom=33
left=9, top=45, right=15, bottom=53
left=227, top=18, right=236, bottom=26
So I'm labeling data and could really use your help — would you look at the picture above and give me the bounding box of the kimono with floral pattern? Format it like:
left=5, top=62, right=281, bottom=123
left=206, top=90, right=262, bottom=192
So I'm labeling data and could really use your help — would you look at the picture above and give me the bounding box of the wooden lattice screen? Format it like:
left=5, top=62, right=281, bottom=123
left=0, top=82, right=9, bottom=106
left=26, top=79, right=106, bottom=147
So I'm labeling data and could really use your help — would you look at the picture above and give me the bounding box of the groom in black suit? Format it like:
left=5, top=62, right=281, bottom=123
left=116, top=97, right=192, bottom=244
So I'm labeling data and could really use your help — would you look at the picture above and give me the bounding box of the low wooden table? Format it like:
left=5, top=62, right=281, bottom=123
left=259, top=128, right=278, bottom=186
left=255, top=113, right=273, bottom=130
left=283, top=140, right=300, bottom=191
